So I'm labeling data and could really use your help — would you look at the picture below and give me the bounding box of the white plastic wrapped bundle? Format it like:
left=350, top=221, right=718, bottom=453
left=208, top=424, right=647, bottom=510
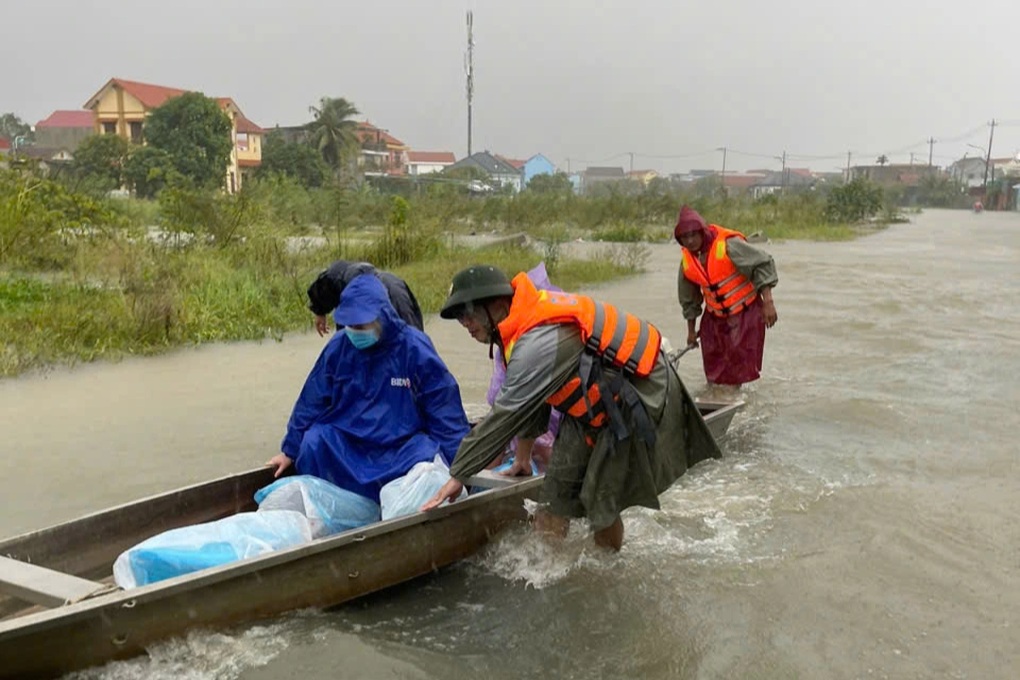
left=379, top=454, right=466, bottom=520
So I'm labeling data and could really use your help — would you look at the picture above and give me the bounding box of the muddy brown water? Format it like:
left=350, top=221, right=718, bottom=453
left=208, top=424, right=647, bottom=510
left=1, top=209, right=1017, bottom=679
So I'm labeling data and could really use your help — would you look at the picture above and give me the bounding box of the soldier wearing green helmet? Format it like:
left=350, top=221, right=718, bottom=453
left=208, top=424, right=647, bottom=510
left=423, top=264, right=720, bottom=551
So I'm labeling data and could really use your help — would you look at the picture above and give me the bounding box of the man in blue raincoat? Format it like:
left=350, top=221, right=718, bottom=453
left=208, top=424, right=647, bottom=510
left=268, top=274, right=470, bottom=509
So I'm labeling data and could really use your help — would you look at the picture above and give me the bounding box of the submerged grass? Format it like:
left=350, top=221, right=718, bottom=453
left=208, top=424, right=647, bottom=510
left=1, top=168, right=882, bottom=379
left=0, top=236, right=634, bottom=378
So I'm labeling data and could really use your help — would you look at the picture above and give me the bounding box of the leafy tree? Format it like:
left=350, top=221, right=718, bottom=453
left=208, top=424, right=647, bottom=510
left=916, top=173, right=965, bottom=208
left=824, top=177, right=883, bottom=222
left=645, top=176, right=674, bottom=196
left=123, top=147, right=179, bottom=199
left=526, top=172, right=574, bottom=194
left=0, top=169, right=113, bottom=266
left=305, top=97, right=361, bottom=174
left=144, top=92, right=233, bottom=189
left=71, top=134, right=129, bottom=190
left=0, top=113, right=32, bottom=143
left=691, top=175, right=723, bottom=199
left=257, top=131, right=331, bottom=187
left=876, top=154, right=889, bottom=166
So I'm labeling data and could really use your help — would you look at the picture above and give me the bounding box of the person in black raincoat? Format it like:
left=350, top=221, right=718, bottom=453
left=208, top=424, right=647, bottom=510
left=307, top=260, right=424, bottom=335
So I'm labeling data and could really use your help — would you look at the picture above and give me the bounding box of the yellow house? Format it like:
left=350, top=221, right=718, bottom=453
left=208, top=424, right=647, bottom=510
left=83, top=78, right=264, bottom=192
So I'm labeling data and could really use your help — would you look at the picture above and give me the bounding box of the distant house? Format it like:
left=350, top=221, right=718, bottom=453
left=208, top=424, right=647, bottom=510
left=722, top=173, right=766, bottom=193
left=447, top=151, right=522, bottom=191
left=581, top=166, right=626, bottom=193
left=627, top=169, right=658, bottom=186
left=16, top=146, right=75, bottom=175
left=82, top=77, right=264, bottom=192
left=991, top=156, right=1020, bottom=179
left=522, top=154, right=557, bottom=187
left=405, top=150, right=455, bottom=176
left=218, top=97, right=265, bottom=189
left=34, top=110, right=95, bottom=152
left=495, top=153, right=558, bottom=188
left=496, top=155, right=526, bottom=172
left=667, top=171, right=697, bottom=184
left=850, top=163, right=938, bottom=188
left=751, top=169, right=816, bottom=198
left=356, top=121, right=409, bottom=176
left=947, top=157, right=987, bottom=188
left=265, top=125, right=307, bottom=145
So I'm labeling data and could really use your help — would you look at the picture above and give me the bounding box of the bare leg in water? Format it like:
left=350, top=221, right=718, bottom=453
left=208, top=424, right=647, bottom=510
left=536, top=510, right=624, bottom=552
left=593, top=517, right=624, bottom=552
left=534, top=509, right=569, bottom=539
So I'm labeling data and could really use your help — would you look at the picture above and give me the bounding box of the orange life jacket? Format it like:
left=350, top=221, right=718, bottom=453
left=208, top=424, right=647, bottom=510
left=498, top=273, right=661, bottom=434
left=680, top=225, right=758, bottom=317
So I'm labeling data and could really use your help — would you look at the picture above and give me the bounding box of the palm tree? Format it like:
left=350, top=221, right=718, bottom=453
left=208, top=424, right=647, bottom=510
left=305, top=97, right=361, bottom=175
left=876, top=154, right=889, bottom=166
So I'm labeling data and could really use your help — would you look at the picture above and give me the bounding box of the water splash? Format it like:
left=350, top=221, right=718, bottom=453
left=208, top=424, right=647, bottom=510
left=63, top=620, right=296, bottom=680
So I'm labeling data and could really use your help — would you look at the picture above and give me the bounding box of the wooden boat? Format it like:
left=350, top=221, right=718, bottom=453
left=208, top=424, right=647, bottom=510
left=0, top=400, right=742, bottom=679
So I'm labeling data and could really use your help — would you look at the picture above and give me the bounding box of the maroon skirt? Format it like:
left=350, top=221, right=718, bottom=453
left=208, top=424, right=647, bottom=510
left=699, top=297, right=766, bottom=385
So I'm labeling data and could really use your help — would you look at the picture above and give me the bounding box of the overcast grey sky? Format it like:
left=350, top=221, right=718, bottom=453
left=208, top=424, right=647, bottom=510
left=5, top=0, right=1020, bottom=174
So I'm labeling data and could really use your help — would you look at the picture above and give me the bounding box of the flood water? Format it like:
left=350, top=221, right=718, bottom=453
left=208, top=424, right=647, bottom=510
left=2, top=209, right=1018, bottom=679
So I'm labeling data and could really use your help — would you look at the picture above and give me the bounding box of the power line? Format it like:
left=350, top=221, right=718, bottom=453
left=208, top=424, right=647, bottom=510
left=925, top=123, right=986, bottom=145
left=629, top=149, right=718, bottom=160
left=726, top=148, right=779, bottom=160
left=563, top=118, right=1017, bottom=173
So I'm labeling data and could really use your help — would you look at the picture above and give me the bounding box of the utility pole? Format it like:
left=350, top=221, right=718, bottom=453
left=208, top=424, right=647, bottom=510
left=910, top=152, right=915, bottom=166
left=927, top=136, right=936, bottom=168
left=465, top=11, right=474, bottom=157
left=982, top=118, right=996, bottom=191
left=845, top=151, right=852, bottom=183
left=780, top=151, right=787, bottom=194
left=566, top=157, right=571, bottom=173
left=717, top=147, right=727, bottom=193
left=628, top=152, right=634, bottom=174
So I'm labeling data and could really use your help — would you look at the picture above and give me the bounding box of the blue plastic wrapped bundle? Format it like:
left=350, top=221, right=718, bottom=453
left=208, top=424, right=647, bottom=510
left=492, top=458, right=540, bottom=476
left=112, top=510, right=315, bottom=588
left=113, top=476, right=382, bottom=589
left=255, top=475, right=381, bottom=536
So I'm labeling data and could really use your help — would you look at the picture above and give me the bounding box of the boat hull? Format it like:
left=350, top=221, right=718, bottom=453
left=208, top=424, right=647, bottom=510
left=0, top=401, right=742, bottom=678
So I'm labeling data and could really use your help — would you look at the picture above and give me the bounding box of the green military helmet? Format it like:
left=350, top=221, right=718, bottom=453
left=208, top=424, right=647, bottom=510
left=440, top=265, right=514, bottom=319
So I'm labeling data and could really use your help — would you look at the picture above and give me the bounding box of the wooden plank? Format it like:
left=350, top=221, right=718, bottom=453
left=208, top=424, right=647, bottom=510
left=0, top=556, right=106, bottom=608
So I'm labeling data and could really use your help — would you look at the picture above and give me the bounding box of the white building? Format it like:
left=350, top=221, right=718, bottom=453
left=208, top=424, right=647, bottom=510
left=405, top=151, right=456, bottom=176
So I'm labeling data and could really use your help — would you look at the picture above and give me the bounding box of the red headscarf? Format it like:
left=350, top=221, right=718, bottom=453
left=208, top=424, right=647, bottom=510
left=673, top=205, right=715, bottom=253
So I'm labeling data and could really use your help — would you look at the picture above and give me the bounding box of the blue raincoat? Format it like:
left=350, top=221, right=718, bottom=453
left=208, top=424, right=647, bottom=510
left=281, top=275, right=470, bottom=502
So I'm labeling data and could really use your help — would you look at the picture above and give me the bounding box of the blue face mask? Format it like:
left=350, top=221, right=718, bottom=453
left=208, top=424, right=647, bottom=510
left=344, top=327, right=380, bottom=350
